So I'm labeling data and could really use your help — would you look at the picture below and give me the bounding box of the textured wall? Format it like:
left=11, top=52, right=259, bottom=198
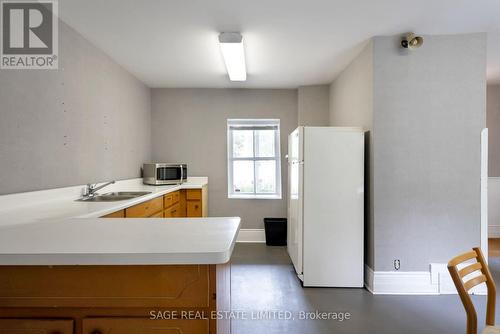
left=151, top=88, right=297, bottom=229
left=487, top=85, right=500, bottom=177
left=298, top=85, right=330, bottom=126
left=0, top=21, right=151, bottom=195
left=372, top=34, right=486, bottom=271
left=329, top=41, right=374, bottom=268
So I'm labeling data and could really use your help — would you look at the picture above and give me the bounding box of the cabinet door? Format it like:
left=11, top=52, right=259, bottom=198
left=164, top=203, right=180, bottom=218
left=0, top=319, right=73, bottom=334
left=82, top=318, right=208, bottom=334
left=187, top=201, right=202, bottom=217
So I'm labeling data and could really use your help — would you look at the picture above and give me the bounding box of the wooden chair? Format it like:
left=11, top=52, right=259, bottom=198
left=448, top=247, right=499, bottom=334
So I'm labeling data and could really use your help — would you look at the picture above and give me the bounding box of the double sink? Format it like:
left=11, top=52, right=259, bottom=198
left=76, top=191, right=152, bottom=202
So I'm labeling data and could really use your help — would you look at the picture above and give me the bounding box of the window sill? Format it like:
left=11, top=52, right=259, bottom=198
left=228, top=194, right=282, bottom=200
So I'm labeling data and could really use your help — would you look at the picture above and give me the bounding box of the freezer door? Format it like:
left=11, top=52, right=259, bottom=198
left=287, top=127, right=304, bottom=276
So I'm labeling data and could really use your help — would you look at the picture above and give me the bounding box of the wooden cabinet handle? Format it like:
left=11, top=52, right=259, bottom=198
left=195, top=205, right=199, bottom=209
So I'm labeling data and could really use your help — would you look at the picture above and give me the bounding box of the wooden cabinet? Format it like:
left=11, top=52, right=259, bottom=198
left=102, top=210, right=125, bottom=218
left=164, top=191, right=181, bottom=218
left=101, top=187, right=206, bottom=219
left=125, top=197, right=163, bottom=218
left=164, top=203, right=180, bottom=218
left=0, top=265, right=211, bottom=308
left=186, top=188, right=207, bottom=217
left=187, top=200, right=202, bottom=217
left=149, top=211, right=163, bottom=218
left=164, top=190, right=180, bottom=209
left=0, top=319, right=74, bottom=333
left=0, top=264, right=229, bottom=334
left=179, top=189, right=187, bottom=216
left=82, top=317, right=209, bottom=334
left=186, top=189, right=202, bottom=201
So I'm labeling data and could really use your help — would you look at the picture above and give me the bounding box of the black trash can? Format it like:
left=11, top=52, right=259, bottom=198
left=264, top=218, right=287, bottom=246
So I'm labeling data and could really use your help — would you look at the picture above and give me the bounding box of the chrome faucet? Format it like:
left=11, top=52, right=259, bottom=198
left=83, top=181, right=116, bottom=198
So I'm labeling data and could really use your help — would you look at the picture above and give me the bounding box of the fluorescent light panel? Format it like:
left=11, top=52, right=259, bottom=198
left=219, top=32, right=246, bottom=81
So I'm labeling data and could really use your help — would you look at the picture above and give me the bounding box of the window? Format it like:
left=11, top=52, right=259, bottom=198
left=227, top=119, right=282, bottom=199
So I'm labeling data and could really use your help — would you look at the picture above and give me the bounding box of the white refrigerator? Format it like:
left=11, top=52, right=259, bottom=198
left=287, top=126, right=364, bottom=287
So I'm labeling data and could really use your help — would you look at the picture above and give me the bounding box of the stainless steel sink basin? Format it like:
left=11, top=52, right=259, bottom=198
left=76, top=191, right=152, bottom=202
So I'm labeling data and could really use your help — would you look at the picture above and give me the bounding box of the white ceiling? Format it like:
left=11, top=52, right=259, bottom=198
left=59, top=0, right=500, bottom=88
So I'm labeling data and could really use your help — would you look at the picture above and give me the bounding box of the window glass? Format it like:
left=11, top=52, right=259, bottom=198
left=233, top=160, right=254, bottom=193
left=227, top=119, right=281, bottom=199
left=256, top=160, right=276, bottom=193
left=233, top=130, right=253, bottom=158
left=256, top=130, right=275, bottom=157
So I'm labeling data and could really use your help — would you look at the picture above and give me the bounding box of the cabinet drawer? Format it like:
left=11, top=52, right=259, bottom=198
left=102, top=210, right=125, bottom=218
left=186, top=189, right=202, bottom=200
left=164, top=191, right=180, bottom=208
left=0, top=319, right=74, bottom=333
left=126, top=197, right=163, bottom=217
left=187, top=200, right=202, bottom=217
left=164, top=203, right=180, bottom=218
left=83, top=317, right=208, bottom=334
left=149, top=211, right=163, bottom=218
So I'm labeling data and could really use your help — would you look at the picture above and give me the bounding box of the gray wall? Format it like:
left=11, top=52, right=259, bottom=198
left=298, top=85, right=329, bottom=126
left=329, top=41, right=374, bottom=268
left=329, top=41, right=373, bottom=129
left=372, top=34, right=486, bottom=271
left=151, top=89, right=297, bottom=229
left=488, top=85, right=500, bottom=177
left=0, top=21, right=151, bottom=195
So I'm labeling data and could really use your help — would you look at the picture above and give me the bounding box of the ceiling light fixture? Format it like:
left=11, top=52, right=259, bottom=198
left=219, top=32, right=246, bottom=81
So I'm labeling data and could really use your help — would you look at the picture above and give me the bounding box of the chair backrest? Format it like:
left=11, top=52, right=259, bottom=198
left=448, top=247, right=496, bottom=334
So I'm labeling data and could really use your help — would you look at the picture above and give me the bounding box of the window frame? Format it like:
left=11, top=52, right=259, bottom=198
left=227, top=119, right=282, bottom=199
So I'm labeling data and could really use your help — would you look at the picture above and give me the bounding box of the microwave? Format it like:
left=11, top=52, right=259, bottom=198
left=143, top=163, right=187, bottom=185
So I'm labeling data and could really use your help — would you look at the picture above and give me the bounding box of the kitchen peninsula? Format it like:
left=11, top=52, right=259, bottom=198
left=0, top=177, right=240, bottom=334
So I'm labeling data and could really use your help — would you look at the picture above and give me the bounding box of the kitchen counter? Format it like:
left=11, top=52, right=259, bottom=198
left=0, top=177, right=209, bottom=226
left=0, top=177, right=241, bottom=265
left=0, top=217, right=240, bottom=265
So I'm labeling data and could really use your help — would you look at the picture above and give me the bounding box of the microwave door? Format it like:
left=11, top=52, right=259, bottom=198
left=157, top=166, right=182, bottom=183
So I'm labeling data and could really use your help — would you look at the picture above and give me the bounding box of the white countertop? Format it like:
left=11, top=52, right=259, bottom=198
left=0, top=177, right=209, bottom=226
left=0, top=217, right=240, bottom=265
left=0, top=177, right=241, bottom=265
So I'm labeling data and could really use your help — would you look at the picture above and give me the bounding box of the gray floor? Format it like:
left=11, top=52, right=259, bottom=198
left=230, top=243, right=500, bottom=334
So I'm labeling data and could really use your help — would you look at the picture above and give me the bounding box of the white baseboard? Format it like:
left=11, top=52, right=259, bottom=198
left=489, top=177, right=500, bottom=238
left=236, top=229, right=266, bottom=243
left=364, top=264, right=486, bottom=295
left=489, top=225, right=500, bottom=238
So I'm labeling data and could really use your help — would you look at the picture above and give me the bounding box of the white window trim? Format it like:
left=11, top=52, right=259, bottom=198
left=227, top=119, right=282, bottom=199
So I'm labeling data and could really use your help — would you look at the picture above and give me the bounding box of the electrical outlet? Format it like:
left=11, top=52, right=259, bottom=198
left=394, top=259, right=401, bottom=271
